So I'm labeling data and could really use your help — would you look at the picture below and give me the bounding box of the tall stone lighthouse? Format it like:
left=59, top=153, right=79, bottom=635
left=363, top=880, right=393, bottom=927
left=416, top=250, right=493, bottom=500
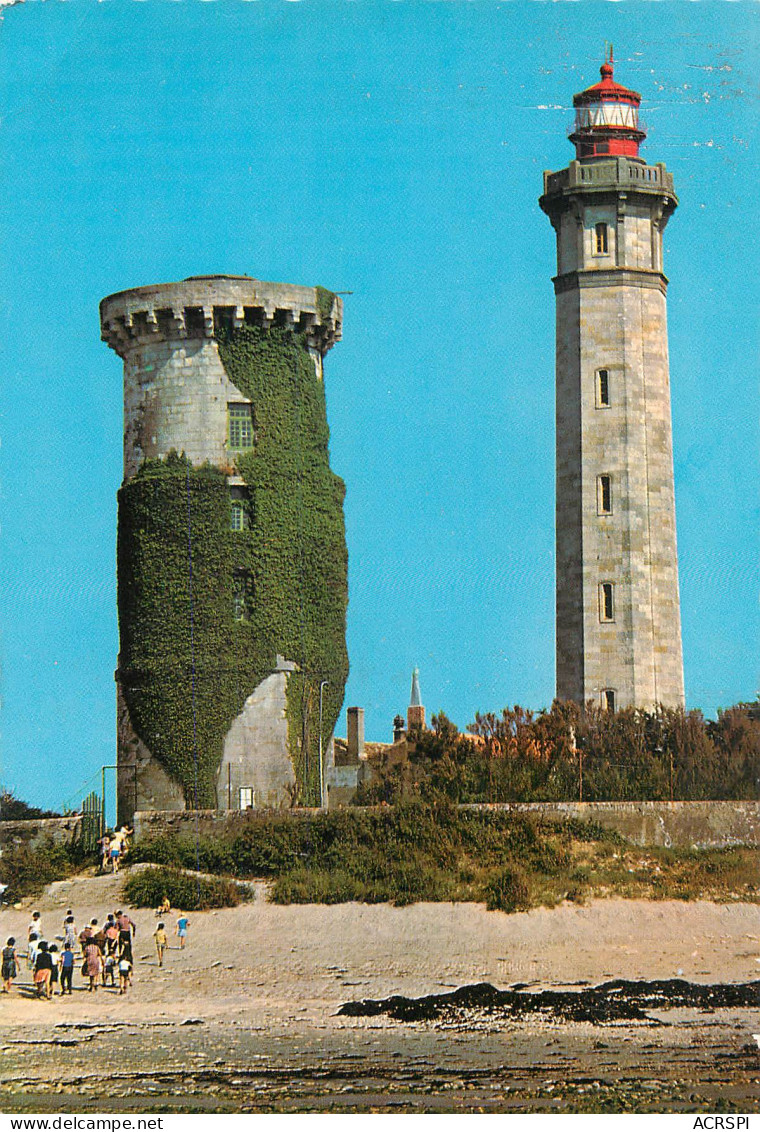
left=100, top=276, right=348, bottom=820
left=539, top=55, right=685, bottom=712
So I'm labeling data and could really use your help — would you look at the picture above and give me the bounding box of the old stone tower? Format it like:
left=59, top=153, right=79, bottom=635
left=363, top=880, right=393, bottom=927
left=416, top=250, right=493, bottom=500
left=539, top=55, right=685, bottom=712
left=100, top=276, right=348, bottom=820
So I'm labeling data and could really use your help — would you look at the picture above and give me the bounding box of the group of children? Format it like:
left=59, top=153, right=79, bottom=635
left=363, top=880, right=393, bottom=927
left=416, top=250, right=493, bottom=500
left=1, top=903, right=190, bottom=999
left=2, top=906, right=137, bottom=999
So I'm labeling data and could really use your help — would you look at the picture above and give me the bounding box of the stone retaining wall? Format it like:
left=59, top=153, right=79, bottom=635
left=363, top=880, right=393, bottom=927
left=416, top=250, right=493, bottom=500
left=0, top=815, right=83, bottom=850
left=133, top=801, right=760, bottom=851
left=460, top=801, right=760, bottom=849
left=133, top=806, right=321, bottom=844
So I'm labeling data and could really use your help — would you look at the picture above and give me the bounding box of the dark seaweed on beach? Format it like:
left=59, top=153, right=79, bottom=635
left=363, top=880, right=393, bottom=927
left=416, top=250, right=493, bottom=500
left=338, top=979, right=760, bottom=1025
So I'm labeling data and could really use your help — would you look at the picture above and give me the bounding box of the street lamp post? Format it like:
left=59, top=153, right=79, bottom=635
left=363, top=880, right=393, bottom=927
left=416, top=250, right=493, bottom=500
left=318, top=680, right=329, bottom=809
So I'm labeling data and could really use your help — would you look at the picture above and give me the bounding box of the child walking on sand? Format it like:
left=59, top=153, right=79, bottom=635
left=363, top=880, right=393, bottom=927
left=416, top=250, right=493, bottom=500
left=60, top=944, right=74, bottom=995
left=118, top=953, right=132, bottom=994
left=175, top=913, right=189, bottom=950
left=48, top=944, right=60, bottom=996
left=103, top=952, right=117, bottom=988
left=27, top=932, right=40, bottom=971
left=154, top=923, right=167, bottom=967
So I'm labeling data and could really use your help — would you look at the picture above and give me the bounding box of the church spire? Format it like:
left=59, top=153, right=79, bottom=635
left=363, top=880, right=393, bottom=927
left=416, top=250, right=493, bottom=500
left=407, top=667, right=425, bottom=731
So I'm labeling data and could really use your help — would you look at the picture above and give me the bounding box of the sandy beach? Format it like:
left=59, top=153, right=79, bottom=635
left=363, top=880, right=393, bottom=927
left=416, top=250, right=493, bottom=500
left=1, top=868, right=759, bottom=1112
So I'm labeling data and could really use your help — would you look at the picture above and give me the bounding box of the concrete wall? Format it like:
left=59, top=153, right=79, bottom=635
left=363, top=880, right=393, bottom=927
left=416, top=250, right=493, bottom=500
left=133, top=801, right=760, bottom=851
left=461, top=801, right=760, bottom=850
left=0, top=816, right=83, bottom=850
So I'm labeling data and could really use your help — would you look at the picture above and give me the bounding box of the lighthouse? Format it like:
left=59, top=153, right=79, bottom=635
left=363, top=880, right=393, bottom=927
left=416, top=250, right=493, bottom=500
left=539, top=52, right=685, bottom=712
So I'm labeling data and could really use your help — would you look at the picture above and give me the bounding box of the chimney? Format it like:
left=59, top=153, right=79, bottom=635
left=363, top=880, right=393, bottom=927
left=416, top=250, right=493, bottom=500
left=346, top=706, right=365, bottom=759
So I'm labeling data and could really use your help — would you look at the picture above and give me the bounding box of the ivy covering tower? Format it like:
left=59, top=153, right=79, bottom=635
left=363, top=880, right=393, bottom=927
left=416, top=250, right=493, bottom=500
left=100, top=276, right=349, bottom=819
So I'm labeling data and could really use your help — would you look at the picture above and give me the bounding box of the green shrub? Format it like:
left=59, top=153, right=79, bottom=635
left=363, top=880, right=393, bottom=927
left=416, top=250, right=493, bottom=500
left=0, top=840, right=86, bottom=899
left=482, top=866, right=531, bottom=913
left=271, top=867, right=368, bottom=905
left=123, top=866, right=247, bottom=911
left=130, top=805, right=760, bottom=913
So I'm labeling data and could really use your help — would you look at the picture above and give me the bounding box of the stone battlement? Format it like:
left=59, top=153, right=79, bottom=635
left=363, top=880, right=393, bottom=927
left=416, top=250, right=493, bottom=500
left=100, top=275, right=343, bottom=358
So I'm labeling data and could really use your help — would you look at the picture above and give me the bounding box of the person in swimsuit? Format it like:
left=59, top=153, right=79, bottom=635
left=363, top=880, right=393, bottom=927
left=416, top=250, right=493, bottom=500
left=153, top=923, right=168, bottom=967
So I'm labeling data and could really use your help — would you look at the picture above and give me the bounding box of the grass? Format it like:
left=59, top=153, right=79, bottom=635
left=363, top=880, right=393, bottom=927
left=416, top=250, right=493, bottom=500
left=122, top=865, right=248, bottom=911
left=130, top=803, right=760, bottom=913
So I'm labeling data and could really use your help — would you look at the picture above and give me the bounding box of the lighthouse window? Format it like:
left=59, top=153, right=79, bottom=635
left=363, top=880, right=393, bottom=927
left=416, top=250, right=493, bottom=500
left=228, top=404, right=254, bottom=450
left=596, top=369, right=610, bottom=407
left=595, top=223, right=609, bottom=255
left=599, top=582, right=615, bottom=622
left=601, top=689, right=616, bottom=713
left=597, top=475, right=613, bottom=515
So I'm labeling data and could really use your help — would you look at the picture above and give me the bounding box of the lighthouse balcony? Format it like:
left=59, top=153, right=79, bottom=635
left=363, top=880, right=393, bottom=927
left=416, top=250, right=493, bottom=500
left=542, top=158, right=675, bottom=200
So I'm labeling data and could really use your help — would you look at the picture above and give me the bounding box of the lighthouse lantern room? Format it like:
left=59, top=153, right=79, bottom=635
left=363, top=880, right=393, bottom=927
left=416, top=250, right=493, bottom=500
left=570, top=48, right=646, bottom=159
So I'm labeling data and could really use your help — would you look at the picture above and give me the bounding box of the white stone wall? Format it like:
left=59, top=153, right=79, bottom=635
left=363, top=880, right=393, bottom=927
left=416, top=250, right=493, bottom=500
left=122, top=337, right=250, bottom=480
left=215, top=661, right=297, bottom=810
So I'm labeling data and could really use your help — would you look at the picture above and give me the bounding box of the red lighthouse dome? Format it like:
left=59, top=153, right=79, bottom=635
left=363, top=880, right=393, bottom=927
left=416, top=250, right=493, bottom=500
left=570, top=50, right=646, bottom=160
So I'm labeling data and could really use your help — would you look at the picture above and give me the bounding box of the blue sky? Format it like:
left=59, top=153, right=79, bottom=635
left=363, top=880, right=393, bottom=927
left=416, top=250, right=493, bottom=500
left=0, top=1, right=757, bottom=813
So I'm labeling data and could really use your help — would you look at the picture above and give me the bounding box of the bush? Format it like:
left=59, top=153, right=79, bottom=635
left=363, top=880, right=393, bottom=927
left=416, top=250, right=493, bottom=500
left=0, top=839, right=85, bottom=899
left=123, top=866, right=247, bottom=911
left=0, top=790, right=60, bottom=820
left=482, top=866, right=531, bottom=913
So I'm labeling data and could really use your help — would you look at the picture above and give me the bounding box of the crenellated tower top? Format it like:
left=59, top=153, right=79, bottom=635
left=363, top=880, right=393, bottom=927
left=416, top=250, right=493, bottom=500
left=100, top=275, right=343, bottom=359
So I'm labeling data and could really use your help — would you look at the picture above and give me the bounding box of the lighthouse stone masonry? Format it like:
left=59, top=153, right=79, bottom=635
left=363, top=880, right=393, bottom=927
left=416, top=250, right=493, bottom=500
left=540, top=58, right=685, bottom=712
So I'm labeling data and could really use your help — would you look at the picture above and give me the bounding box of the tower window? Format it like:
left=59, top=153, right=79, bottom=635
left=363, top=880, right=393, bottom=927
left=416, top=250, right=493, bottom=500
left=601, top=689, right=616, bottom=713
left=228, top=404, right=254, bottom=450
left=233, top=569, right=254, bottom=622
left=230, top=499, right=247, bottom=531
left=597, top=474, right=613, bottom=515
left=596, top=368, right=610, bottom=408
left=239, top=787, right=255, bottom=810
left=599, top=582, right=615, bottom=622
left=594, top=223, right=609, bottom=255
left=213, top=306, right=236, bottom=337
left=230, top=486, right=252, bottom=530
left=184, top=306, right=206, bottom=335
